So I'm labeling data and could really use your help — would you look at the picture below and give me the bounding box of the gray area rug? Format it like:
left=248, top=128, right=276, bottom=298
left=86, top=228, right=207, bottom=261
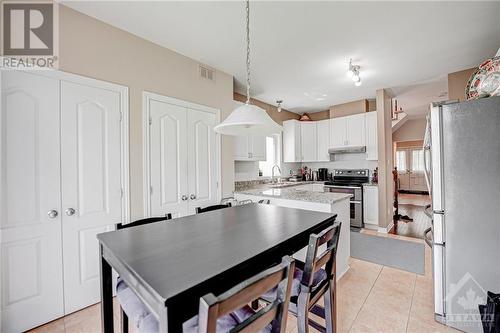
left=350, top=231, right=425, bottom=275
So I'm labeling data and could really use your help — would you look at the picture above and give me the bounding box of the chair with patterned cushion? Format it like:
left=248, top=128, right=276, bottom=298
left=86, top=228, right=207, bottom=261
left=195, top=203, right=231, bottom=214
left=115, top=214, right=172, bottom=333
left=258, top=222, right=342, bottom=333
left=117, top=256, right=296, bottom=333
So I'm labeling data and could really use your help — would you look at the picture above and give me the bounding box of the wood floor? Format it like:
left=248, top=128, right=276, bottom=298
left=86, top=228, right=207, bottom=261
left=393, top=193, right=432, bottom=239
left=28, top=231, right=457, bottom=333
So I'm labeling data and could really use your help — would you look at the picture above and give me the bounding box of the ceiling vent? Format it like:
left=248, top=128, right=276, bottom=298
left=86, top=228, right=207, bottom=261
left=199, top=65, right=215, bottom=82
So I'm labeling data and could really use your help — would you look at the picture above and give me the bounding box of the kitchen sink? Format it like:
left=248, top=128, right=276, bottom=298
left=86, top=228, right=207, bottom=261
left=267, top=182, right=298, bottom=188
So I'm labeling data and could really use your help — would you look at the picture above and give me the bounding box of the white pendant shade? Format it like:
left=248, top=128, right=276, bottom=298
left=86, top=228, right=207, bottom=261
left=214, top=103, right=282, bottom=136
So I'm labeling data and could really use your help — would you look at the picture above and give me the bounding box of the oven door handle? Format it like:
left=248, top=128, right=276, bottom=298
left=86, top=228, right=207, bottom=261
left=324, top=185, right=361, bottom=190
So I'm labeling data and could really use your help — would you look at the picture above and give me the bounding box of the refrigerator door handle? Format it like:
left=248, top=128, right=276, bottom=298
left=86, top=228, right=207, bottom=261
left=423, top=227, right=433, bottom=248
left=423, top=114, right=432, bottom=194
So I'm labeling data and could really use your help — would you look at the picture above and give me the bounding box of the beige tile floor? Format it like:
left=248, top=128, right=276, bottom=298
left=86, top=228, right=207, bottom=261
left=29, top=234, right=457, bottom=333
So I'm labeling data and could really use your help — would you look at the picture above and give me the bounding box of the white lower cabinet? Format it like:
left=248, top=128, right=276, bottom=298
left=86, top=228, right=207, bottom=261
left=1, top=71, right=128, bottom=332
left=363, top=185, right=379, bottom=229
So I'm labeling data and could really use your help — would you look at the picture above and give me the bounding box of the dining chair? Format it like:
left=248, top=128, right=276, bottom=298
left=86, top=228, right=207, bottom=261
left=116, top=214, right=172, bottom=230
left=195, top=203, right=231, bottom=214
left=258, top=222, right=342, bottom=333
left=117, top=256, right=296, bottom=333
left=115, top=214, right=172, bottom=333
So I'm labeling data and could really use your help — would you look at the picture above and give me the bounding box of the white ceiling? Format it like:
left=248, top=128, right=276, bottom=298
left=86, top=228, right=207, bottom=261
left=62, top=1, right=500, bottom=113
left=389, top=77, right=449, bottom=119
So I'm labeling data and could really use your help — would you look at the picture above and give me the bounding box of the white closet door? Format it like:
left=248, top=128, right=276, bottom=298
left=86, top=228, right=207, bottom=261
left=60, top=81, right=122, bottom=314
left=187, top=109, right=218, bottom=214
left=1, top=71, right=64, bottom=333
left=149, top=100, right=189, bottom=218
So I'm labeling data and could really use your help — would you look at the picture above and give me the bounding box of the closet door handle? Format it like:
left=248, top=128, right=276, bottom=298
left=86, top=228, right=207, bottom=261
left=47, top=210, right=58, bottom=219
left=65, top=208, right=76, bottom=216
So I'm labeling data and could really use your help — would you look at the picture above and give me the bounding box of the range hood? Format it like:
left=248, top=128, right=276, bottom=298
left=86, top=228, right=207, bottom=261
left=328, top=146, right=366, bottom=154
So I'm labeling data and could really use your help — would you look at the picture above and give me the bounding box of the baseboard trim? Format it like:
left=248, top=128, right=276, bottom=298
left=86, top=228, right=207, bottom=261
left=336, top=265, right=350, bottom=281
left=378, top=222, right=394, bottom=234
left=364, top=224, right=378, bottom=231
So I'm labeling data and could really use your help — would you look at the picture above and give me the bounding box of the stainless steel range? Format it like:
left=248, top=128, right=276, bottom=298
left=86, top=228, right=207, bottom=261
left=324, top=169, right=369, bottom=228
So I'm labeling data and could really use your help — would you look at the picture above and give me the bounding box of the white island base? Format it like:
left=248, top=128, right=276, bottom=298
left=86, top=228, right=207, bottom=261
left=234, top=192, right=351, bottom=280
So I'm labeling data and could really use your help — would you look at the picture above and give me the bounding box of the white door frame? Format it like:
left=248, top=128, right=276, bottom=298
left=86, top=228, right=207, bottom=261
left=7, top=70, right=131, bottom=223
left=142, top=91, right=222, bottom=217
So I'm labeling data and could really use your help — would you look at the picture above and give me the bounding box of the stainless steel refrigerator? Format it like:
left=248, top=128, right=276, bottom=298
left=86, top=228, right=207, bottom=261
left=423, top=97, right=500, bottom=333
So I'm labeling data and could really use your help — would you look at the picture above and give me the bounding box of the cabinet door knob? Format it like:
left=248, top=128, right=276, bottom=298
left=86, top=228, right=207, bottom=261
left=65, top=208, right=76, bottom=216
left=47, top=210, right=58, bottom=219
left=181, top=195, right=188, bottom=201
left=190, top=194, right=196, bottom=200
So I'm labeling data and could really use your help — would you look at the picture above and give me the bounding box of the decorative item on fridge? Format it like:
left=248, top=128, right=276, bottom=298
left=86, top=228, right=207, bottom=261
left=466, top=56, right=500, bottom=100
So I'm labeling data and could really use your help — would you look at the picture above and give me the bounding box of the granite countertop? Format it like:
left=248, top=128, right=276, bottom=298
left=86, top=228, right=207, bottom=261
left=235, top=187, right=352, bottom=204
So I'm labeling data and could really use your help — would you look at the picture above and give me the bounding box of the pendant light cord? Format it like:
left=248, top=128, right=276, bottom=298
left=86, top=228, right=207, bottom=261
left=245, top=0, right=251, bottom=105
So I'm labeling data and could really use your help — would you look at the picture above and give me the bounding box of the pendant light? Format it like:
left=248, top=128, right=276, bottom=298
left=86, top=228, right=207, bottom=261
left=214, top=0, right=282, bottom=136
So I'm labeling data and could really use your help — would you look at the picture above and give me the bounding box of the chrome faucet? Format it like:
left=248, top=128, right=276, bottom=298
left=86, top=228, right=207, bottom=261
left=272, top=165, right=282, bottom=184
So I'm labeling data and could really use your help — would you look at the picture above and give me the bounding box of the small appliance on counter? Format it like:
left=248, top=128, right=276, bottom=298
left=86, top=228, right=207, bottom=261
left=318, top=168, right=328, bottom=181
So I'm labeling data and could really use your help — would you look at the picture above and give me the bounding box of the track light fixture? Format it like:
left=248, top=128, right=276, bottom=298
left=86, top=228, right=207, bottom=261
left=276, top=100, right=283, bottom=112
left=347, top=59, right=362, bottom=87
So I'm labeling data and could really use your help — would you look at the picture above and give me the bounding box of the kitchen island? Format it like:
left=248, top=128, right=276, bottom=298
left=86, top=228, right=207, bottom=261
left=234, top=185, right=352, bottom=280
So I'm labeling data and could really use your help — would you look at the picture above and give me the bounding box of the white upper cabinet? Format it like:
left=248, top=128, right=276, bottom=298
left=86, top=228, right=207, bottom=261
left=234, top=136, right=249, bottom=160
left=233, top=135, right=267, bottom=161
left=330, top=117, right=347, bottom=148
left=316, top=119, right=330, bottom=161
left=250, top=135, right=267, bottom=161
left=300, top=122, right=317, bottom=162
left=283, top=120, right=302, bottom=162
left=365, top=111, right=378, bottom=160
left=284, top=113, right=375, bottom=162
left=346, top=113, right=366, bottom=147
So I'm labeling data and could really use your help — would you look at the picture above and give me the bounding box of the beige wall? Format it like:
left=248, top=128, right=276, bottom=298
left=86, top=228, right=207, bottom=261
left=58, top=5, right=235, bottom=220
left=329, top=99, right=370, bottom=118
left=448, top=67, right=477, bottom=102
left=392, top=118, right=426, bottom=142
left=307, top=110, right=330, bottom=121
left=376, top=89, right=394, bottom=230
left=233, top=92, right=299, bottom=124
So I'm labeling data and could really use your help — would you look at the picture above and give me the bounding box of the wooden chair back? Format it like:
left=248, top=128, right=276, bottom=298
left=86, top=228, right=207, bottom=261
left=116, top=214, right=172, bottom=230
left=301, top=222, right=341, bottom=302
left=198, top=256, right=295, bottom=333
left=195, top=203, right=231, bottom=214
